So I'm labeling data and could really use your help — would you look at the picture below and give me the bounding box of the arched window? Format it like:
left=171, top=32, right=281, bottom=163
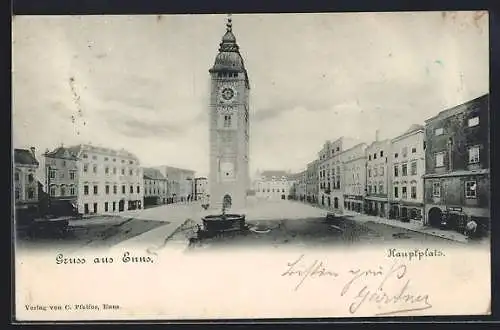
left=60, top=185, right=66, bottom=196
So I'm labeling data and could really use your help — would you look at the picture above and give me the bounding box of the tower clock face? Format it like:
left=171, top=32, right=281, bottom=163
left=219, top=86, right=237, bottom=103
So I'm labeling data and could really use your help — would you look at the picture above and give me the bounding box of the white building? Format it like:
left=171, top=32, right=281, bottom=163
left=254, top=170, right=293, bottom=200
left=388, top=124, right=425, bottom=222
left=154, top=166, right=195, bottom=203
left=318, top=137, right=361, bottom=211
left=66, top=144, right=144, bottom=214
left=143, top=167, right=168, bottom=205
left=365, top=132, right=391, bottom=217
left=342, top=143, right=368, bottom=213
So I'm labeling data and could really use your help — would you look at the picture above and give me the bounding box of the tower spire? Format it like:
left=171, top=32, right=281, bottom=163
left=226, top=14, right=232, bottom=32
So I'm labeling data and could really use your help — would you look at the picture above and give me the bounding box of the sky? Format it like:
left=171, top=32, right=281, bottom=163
left=12, top=12, right=489, bottom=177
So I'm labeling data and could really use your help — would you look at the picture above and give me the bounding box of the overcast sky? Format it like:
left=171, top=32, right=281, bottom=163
left=12, top=12, right=488, bottom=177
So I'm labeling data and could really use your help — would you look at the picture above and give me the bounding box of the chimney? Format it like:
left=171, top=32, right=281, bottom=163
left=375, top=130, right=380, bottom=142
left=30, top=147, right=36, bottom=157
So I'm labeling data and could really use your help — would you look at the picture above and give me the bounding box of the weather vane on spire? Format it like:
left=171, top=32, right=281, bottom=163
left=226, top=14, right=232, bottom=32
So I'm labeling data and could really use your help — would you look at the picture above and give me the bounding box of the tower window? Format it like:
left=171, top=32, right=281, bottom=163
left=224, top=115, right=232, bottom=128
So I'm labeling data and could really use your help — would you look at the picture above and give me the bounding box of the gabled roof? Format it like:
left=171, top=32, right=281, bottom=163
left=44, top=146, right=79, bottom=160
left=143, top=167, right=166, bottom=180
left=14, top=149, right=39, bottom=166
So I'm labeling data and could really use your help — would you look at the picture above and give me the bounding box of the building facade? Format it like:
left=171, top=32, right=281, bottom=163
left=365, top=135, right=391, bottom=217
left=208, top=16, right=250, bottom=211
left=318, top=137, right=360, bottom=211
left=388, top=124, right=425, bottom=222
left=67, top=144, right=144, bottom=214
left=143, top=167, right=168, bottom=206
left=154, top=166, right=195, bottom=203
left=306, top=159, right=319, bottom=203
left=194, top=177, right=208, bottom=201
left=342, top=143, right=367, bottom=213
left=14, top=148, right=40, bottom=220
left=422, top=94, right=490, bottom=230
left=42, top=146, right=79, bottom=214
left=254, top=170, right=292, bottom=200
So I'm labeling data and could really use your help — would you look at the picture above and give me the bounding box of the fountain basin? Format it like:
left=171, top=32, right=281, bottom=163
left=202, top=214, right=246, bottom=232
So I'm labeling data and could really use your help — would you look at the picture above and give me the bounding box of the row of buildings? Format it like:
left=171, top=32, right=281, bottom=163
left=288, top=94, right=490, bottom=229
left=14, top=143, right=209, bottom=216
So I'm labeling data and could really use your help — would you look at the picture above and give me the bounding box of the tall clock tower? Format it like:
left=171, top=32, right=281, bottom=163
left=208, top=15, right=250, bottom=211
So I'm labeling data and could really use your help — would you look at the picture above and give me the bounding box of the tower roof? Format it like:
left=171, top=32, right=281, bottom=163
left=210, top=15, right=250, bottom=86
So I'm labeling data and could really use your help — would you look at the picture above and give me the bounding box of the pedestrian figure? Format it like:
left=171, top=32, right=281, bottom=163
left=465, top=218, right=478, bottom=239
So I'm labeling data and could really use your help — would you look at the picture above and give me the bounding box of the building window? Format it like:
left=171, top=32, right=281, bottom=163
left=468, top=116, right=479, bottom=127
left=394, top=153, right=398, bottom=158
left=465, top=181, right=477, bottom=199
left=468, top=146, right=480, bottom=164
left=373, top=168, right=378, bottom=177
left=84, top=185, right=89, bottom=195
left=15, top=172, right=20, bottom=181
left=105, top=202, right=109, bottom=212
left=92, top=155, right=97, bottom=160
left=49, top=169, right=56, bottom=178
left=82, top=153, right=88, bottom=159
left=70, top=171, right=76, bottom=180
left=113, top=185, right=117, bottom=194
left=130, top=185, right=134, bottom=193
left=106, top=185, right=110, bottom=194
left=121, top=168, right=125, bottom=175
left=83, top=164, right=88, bottom=173
left=28, top=188, right=35, bottom=199
left=373, top=153, right=377, bottom=160
left=104, top=157, right=109, bottom=161
left=373, top=185, right=377, bottom=194
left=137, top=186, right=140, bottom=193
left=379, top=184, right=383, bottom=194
left=60, top=171, right=65, bottom=179
left=394, top=186, right=399, bottom=198
left=379, top=166, right=384, bottom=176
left=432, top=182, right=441, bottom=197
left=411, top=185, right=417, bottom=199
left=435, top=152, right=445, bottom=167
left=380, top=151, right=384, bottom=157
left=50, top=185, right=57, bottom=197
left=402, top=163, right=408, bottom=176
left=368, top=155, right=371, bottom=161
left=113, top=167, right=117, bottom=174
left=402, top=147, right=408, bottom=158
left=402, top=186, right=407, bottom=199
left=411, top=161, right=417, bottom=175
left=105, top=167, right=109, bottom=175
left=60, top=186, right=66, bottom=196
left=411, top=147, right=417, bottom=153
left=93, top=185, right=98, bottom=195
left=224, top=115, right=232, bottom=128
left=435, top=128, right=444, bottom=136
left=122, top=185, right=126, bottom=194
left=15, top=189, right=20, bottom=200
left=70, top=185, right=76, bottom=195
left=368, top=185, right=372, bottom=194
left=93, top=165, right=97, bottom=173
left=394, top=165, right=399, bottom=177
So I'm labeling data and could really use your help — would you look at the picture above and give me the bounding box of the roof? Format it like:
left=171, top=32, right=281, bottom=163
left=425, top=94, right=489, bottom=123
left=260, top=170, right=290, bottom=178
left=66, top=144, right=140, bottom=160
left=14, top=149, right=39, bottom=166
left=143, top=167, right=166, bottom=180
left=44, top=146, right=79, bottom=160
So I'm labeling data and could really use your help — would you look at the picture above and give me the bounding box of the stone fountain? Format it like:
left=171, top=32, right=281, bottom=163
left=198, top=198, right=247, bottom=237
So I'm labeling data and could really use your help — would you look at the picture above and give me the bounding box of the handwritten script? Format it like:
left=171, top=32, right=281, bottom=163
left=281, top=254, right=433, bottom=316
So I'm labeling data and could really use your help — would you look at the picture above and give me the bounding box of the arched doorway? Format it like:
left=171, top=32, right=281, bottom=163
left=321, top=195, right=325, bottom=206
left=223, top=194, right=232, bottom=209
left=334, top=197, right=339, bottom=209
left=119, top=199, right=125, bottom=212
left=428, top=207, right=442, bottom=228
left=327, top=197, right=331, bottom=207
